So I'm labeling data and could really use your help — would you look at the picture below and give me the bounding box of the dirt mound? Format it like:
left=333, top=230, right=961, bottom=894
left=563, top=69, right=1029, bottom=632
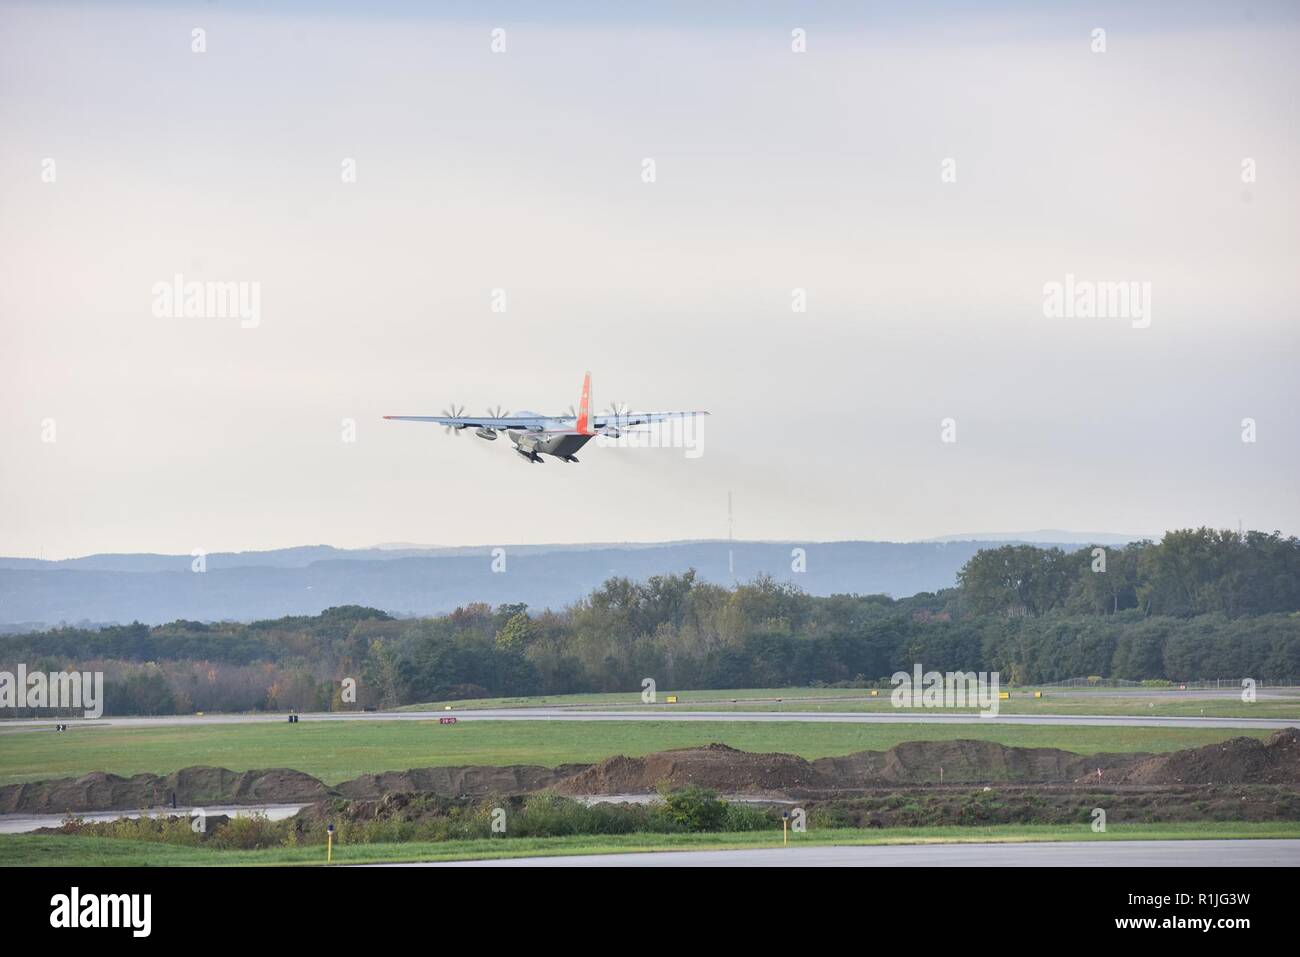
left=337, top=764, right=587, bottom=800
left=812, top=740, right=1140, bottom=788
left=0, top=766, right=332, bottom=814
left=6, top=731, right=1297, bottom=814
left=551, top=739, right=1168, bottom=795
left=553, top=743, right=829, bottom=796
left=1111, top=729, right=1300, bottom=786
left=0, top=762, right=590, bottom=814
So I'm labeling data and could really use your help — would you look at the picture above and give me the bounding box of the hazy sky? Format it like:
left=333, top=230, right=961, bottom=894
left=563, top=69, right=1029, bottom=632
left=2, top=1, right=1298, bottom=558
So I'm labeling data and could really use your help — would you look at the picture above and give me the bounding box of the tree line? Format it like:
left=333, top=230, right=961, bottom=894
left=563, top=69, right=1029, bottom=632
left=958, top=529, right=1300, bottom=618
left=2, top=529, right=1296, bottom=714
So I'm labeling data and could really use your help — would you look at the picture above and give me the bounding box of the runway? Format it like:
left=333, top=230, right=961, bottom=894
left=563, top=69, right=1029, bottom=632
left=2, top=708, right=1296, bottom=732
left=407, top=838, right=1300, bottom=867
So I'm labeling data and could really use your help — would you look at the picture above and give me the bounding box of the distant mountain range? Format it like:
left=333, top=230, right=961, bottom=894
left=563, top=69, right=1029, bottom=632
left=924, top=530, right=1146, bottom=545
left=0, top=534, right=1137, bottom=632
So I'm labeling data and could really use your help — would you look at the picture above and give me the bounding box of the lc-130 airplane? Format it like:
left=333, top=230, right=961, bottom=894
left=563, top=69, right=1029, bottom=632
left=384, top=373, right=708, bottom=464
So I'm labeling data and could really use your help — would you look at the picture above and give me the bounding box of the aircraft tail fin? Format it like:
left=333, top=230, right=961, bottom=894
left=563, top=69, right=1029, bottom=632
left=576, top=371, right=592, bottom=434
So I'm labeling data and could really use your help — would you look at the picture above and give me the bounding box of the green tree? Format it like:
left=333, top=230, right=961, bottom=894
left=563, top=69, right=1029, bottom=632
left=495, top=611, right=532, bottom=650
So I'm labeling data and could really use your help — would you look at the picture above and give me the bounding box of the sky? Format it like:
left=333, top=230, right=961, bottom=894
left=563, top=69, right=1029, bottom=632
left=1, top=1, right=1297, bottom=559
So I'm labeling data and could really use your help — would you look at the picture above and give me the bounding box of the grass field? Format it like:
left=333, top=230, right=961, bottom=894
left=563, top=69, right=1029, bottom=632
left=0, top=719, right=1276, bottom=787
left=3, top=822, right=1297, bottom=866
left=618, top=699, right=1300, bottom=717
left=401, top=686, right=1300, bottom=719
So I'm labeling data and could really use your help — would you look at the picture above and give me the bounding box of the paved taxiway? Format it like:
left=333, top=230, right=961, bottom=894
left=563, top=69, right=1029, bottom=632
left=405, top=838, right=1300, bottom=867
left=0, top=803, right=309, bottom=834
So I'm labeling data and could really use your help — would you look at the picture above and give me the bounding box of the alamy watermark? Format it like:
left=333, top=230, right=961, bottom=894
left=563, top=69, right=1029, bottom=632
left=50, top=887, right=150, bottom=937
left=891, top=664, right=1001, bottom=718
left=151, top=273, right=261, bottom=328
left=1042, top=274, right=1151, bottom=329
left=0, top=666, right=104, bottom=718
left=593, top=411, right=705, bottom=459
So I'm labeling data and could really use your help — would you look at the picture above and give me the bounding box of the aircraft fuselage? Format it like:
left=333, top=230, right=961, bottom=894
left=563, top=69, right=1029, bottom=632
left=508, top=427, right=592, bottom=463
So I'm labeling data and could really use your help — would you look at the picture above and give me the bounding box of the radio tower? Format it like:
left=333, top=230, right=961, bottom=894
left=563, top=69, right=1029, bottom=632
left=728, top=491, right=735, bottom=581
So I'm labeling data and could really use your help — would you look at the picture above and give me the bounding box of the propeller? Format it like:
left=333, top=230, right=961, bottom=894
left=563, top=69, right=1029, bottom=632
left=599, top=400, right=649, bottom=438
left=440, top=404, right=467, bottom=435
left=604, top=401, right=630, bottom=426
left=487, top=404, right=511, bottom=420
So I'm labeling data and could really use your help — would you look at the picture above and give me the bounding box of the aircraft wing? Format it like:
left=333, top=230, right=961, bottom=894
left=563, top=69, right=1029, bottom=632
left=386, top=376, right=707, bottom=460
left=592, top=411, right=710, bottom=430
left=386, top=410, right=709, bottom=432
left=383, top=414, right=548, bottom=431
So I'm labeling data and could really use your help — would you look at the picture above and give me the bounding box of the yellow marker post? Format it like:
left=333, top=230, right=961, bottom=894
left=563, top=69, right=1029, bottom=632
left=326, top=823, right=335, bottom=863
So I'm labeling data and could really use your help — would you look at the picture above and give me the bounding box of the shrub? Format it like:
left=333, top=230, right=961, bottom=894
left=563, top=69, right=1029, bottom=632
left=722, top=802, right=772, bottom=832
left=210, top=812, right=287, bottom=850
left=655, top=784, right=727, bottom=832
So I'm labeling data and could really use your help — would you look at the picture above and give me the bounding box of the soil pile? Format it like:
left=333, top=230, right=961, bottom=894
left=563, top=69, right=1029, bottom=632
left=5, top=730, right=1298, bottom=814
left=553, top=740, right=1145, bottom=796
left=0, top=766, right=330, bottom=814
left=337, top=764, right=587, bottom=800
left=1110, top=728, right=1300, bottom=786
left=812, top=740, right=1138, bottom=788
left=554, top=743, right=829, bottom=795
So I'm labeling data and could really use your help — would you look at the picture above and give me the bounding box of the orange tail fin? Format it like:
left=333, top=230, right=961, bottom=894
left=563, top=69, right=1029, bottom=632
left=576, top=371, right=592, bottom=434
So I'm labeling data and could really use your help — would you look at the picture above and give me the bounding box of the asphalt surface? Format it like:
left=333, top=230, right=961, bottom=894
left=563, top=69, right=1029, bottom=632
left=409, top=839, right=1300, bottom=867
left=2, top=708, right=1296, bottom=731
left=0, top=803, right=309, bottom=834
